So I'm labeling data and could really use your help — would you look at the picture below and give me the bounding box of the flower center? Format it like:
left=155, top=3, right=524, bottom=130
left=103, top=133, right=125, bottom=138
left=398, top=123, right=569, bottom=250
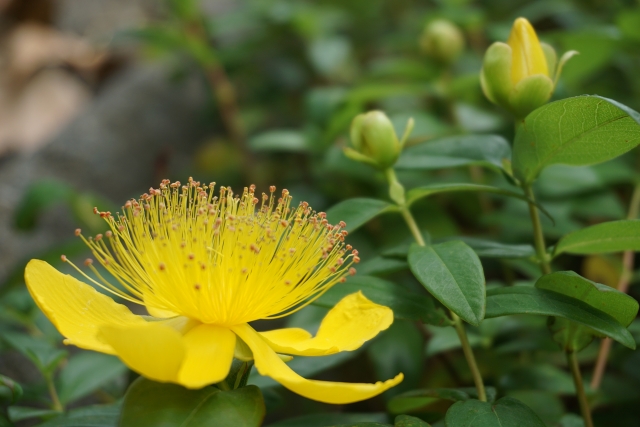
left=65, top=178, right=357, bottom=325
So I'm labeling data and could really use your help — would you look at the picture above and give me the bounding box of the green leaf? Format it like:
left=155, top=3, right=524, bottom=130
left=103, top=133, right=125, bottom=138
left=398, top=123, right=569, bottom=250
left=313, top=275, right=451, bottom=326
left=1, top=332, right=67, bottom=375
left=394, top=415, right=431, bottom=427
left=405, top=183, right=529, bottom=208
left=388, top=387, right=497, bottom=414
left=0, top=375, right=23, bottom=404
left=485, top=287, right=636, bottom=349
left=8, top=407, right=60, bottom=422
left=35, top=403, right=121, bottom=427
left=249, top=130, right=308, bottom=153
left=358, top=256, right=408, bottom=276
left=408, top=242, right=485, bottom=326
left=554, top=220, right=640, bottom=257
left=120, top=378, right=265, bottom=427
left=535, top=271, right=639, bottom=326
left=444, top=396, right=546, bottom=427
left=512, top=95, right=640, bottom=183
left=57, top=352, right=128, bottom=405
left=326, top=198, right=399, bottom=233
left=395, top=135, right=511, bottom=172
left=442, top=237, right=535, bottom=259
left=265, top=413, right=389, bottom=427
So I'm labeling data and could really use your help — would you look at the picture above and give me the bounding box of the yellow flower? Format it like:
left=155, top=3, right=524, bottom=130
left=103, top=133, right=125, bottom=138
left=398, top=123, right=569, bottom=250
left=24, top=179, right=402, bottom=404
left=507, top=17, right=549, bottom=85
left=480, top=17, right=578, bottom=119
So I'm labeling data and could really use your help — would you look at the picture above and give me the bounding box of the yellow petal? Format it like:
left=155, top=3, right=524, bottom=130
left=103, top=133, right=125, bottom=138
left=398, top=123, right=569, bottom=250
left=99, top=322, right=185, bottom=383
left=24, top=260, right=147, bottom=354
left=233, top=323, right=403, bottom=404
left=260, top=291, right=393, bottom=356
left=507, top=17, right=548, bottom=84
left=177, top=324, right=236, bottom=389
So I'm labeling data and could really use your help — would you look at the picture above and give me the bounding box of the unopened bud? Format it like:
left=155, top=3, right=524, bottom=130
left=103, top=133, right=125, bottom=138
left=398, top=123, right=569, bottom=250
left=420, top=19, right=465, bottom=64
left=345, top=111, right=412, bottom=170
left=480, top=17, right=577, bottom=119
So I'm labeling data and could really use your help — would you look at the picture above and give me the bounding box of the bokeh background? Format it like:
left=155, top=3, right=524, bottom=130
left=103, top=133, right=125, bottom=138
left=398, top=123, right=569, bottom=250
left=1, top=0, right=640, bottom=426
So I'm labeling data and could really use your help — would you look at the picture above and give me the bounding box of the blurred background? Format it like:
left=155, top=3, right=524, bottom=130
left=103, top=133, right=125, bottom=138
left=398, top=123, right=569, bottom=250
left=1, top=0, right=640, bottom=425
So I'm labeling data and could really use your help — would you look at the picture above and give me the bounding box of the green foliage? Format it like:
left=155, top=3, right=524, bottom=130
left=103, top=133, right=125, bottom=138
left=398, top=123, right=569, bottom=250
left=120, top=378, right=265, bottom=427
left=444, top=397, right=546, bottom=427
left=485, top=287, right=635, bottom=349
left=553, top=219, right=640, bottom=256
left=408, top=242, right=485, bottom=326
left=512, top=95, right=640, bottom=183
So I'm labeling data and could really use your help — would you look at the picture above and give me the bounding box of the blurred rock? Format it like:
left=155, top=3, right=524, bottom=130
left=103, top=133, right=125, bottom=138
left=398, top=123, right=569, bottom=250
left=54, top=0, right=160, bottom=40
left=0, top=62, right=213, bottom=284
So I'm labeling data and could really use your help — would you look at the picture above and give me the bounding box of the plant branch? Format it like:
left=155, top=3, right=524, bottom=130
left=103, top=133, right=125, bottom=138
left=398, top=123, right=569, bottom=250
left=522, top=183, right=551, bottom=274
left=567, top=351, right=594, bottom=427
left=452, top=312, right=487, bottom=401
left=390, top=169, right=486, bottom=402
left=591, top=183, right=640, bottom=390
left=45, top=373, right=63, bottom=412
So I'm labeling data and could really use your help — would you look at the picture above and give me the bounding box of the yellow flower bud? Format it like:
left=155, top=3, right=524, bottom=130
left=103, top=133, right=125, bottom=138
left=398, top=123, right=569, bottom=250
left=480, top=17, right=578, bottom=119
left=507, top=17, right=549, bottom=85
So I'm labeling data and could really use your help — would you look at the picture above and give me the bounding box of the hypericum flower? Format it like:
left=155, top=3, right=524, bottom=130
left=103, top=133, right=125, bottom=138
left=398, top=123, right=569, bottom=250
left=25, top=179, right=402, bottom=403
left=480, top=17, right=578, bottom=119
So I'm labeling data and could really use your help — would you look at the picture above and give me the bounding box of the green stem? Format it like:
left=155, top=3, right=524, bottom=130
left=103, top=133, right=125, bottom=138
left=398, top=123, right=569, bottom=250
left=522, top=184, right=551, bottom=274
left=567, top=351, right=594, bottom=427
left=401, top=207, right=425, bottom=246
left=45, top=374, right=63, bottom=412
left=394, top=181, right=486, bottom=402
left=216, top=379, right=231, bottom=391
left=452, top=312, right=487, bottom=401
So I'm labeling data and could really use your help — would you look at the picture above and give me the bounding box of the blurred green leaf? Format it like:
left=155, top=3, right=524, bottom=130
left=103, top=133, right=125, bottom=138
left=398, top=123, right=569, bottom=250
left=326, top=198, right=400, bottom=233
left=265, top=413, right=389, bottom=427
left=57, top=352, right=127, bottom=405
left=35, top=403, right=121, bottom=427
left=485, top=287, right=635, bottom=349
left=444, top=396, right=546, bottom=427
left=394, top=415, right=431, bottom=427
left=512, top=95, right=640, bottom=184
left=441, top=237, right=535, bottom=259
left=120, top=378, right=264, bottom=427
left=357, top=256, right=408, bottom=276
left=408, top=241, right=485, bottom=326
left=504, top=390, right=565, bottom=425
left=0, top=375, right=22, bottom=404
left=405, top=183, right=529, bottom=208
left=314, top=275, right=450, bottom=326
left=249, top=130, right=309, bottom=152
left=536, top=271, right=638, bottom=326
left=553, top=220, right=640, bottom=257
left=396, top=135, right=511, bottom=172
left=1, top=332, right=67, bottom=375
left=8, top=407, right=60, bottom=423
left=388, top=387, right=497, bottom=414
